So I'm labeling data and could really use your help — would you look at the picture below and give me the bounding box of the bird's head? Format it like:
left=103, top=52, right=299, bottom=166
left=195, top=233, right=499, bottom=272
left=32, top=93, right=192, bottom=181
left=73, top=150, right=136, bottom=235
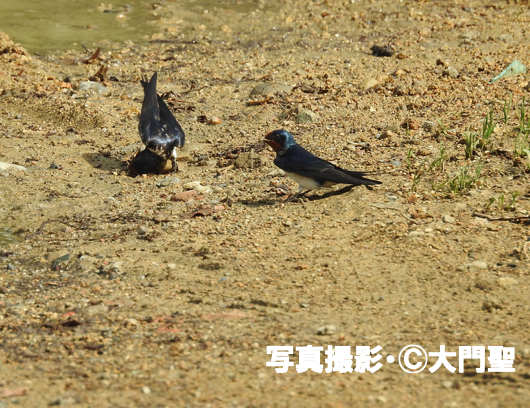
left=264, top=129, right=296, bottom=154
left=128, top=149, right=169, bottom=176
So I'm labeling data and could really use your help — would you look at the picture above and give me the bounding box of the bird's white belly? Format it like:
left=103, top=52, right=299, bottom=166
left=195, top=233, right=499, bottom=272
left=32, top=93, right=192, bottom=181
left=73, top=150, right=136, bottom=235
left=285, top=172, right=322, bottom=190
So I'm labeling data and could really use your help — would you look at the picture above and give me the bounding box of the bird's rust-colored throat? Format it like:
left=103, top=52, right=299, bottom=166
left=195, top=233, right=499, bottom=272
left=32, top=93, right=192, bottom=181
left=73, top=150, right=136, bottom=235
left=264, top=133, right=282, bottom=152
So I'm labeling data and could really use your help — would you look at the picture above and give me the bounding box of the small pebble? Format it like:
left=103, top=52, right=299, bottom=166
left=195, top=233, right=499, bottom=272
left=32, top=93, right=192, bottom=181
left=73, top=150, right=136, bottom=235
left=475, top=278, right=494, bottom=291
left=497, top=277, right=518, bottom=288
left=0, top=161, right=27, bottom=173
left=77, top=81, right=110, bottom=95
left=47, top=250, right=70, bottom=262
left=379, top=130, right=397, bottom=140
left=85, top=304, right=109, bottom=315
left=422, top=121, right=438, bottom=131
left=142, top=386, right=151, bottom=394
left=316, top=325, right=336, bottom=335
left=235, top=151, right=262, bottom=169
left=483, top=299, right=503, bottom=311
left=442, top=67, right=459, bottom=78
left=156, top=177, right=180, bottom=188
left=359, top=77, right=379, bottom=91
left=170, top=190, right=204, bottom=202
left=468, top=261, right=488, bottom=270
left=207, top=117, right=222, bottom=125
left=473, top=217, right=490, bottom=226
left=183, top=181, right=204, bottom=190
left=442, top=214, right=455, bottom=224
left=48, top=396, right=76, bottom=406
left=195, top=185, right=213, bottom=195
left=250, top=83, right=293, bottom=96
left=294, top=109, right=319, bottom=124
left=51, top=253, right=71, bottom=268
left=279, top=107, right=319, bottom=124
left=370, top=45, right=394, bottom=57
left=267, top=169, right=285, bottom=177
left=75, top=255, right=98, bottom=272
left=105, top=261, right=124, bottom=273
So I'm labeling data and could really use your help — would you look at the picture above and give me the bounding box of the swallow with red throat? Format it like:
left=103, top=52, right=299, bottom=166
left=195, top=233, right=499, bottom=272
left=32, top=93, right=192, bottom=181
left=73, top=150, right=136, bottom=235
left=264, top=129, right=381, bottom=195
left=129, top=72, right=185, bottom=175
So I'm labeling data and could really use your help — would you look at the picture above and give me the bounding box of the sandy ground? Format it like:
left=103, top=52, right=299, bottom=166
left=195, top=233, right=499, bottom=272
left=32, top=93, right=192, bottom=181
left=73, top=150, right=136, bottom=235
left=1, top=0, right=530, bottom=406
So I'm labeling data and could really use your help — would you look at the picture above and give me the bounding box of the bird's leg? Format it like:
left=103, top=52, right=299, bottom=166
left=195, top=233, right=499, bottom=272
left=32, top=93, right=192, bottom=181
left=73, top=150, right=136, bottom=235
left=287, top=185, right=308, bottom=201
left=171, top=157, right=179, bottom=172
left=170, top=148, right=179, bottom=173
left=296, top=185, right=310, bottom=198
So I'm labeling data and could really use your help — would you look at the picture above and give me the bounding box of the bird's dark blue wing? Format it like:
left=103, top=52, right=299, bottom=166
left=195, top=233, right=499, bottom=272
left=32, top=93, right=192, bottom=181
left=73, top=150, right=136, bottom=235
left=275, top=144, right=381, bottom=186
left=156, top=92, right=185, bottom=148
left=139, top=74, right=160, bottom=145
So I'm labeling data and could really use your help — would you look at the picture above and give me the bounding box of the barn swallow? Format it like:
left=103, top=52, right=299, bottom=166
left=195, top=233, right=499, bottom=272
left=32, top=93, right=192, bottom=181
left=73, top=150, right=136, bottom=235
left=264, top=129, right=381, bottom=195
left=131, top=72, right=185, bottom=175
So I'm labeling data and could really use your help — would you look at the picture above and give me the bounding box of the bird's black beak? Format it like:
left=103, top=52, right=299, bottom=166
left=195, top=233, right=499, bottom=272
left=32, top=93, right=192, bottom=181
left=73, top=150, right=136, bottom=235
left=263, top=132, right=281, bottom=152
left=263, top=131, right=273, bottom=145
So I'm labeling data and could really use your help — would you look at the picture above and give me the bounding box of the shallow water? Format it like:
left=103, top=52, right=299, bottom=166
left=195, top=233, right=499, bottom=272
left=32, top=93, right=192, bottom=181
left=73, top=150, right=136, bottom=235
left=0, top=0, right=160, bottom=53
left=0, top=0, right=261, bottom=54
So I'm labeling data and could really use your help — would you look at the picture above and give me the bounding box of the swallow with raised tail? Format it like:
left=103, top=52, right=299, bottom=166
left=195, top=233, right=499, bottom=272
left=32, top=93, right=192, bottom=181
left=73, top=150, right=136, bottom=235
left=264, top=129, right=381, bottom=195
left=129, top=72, right=185, bottom=175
